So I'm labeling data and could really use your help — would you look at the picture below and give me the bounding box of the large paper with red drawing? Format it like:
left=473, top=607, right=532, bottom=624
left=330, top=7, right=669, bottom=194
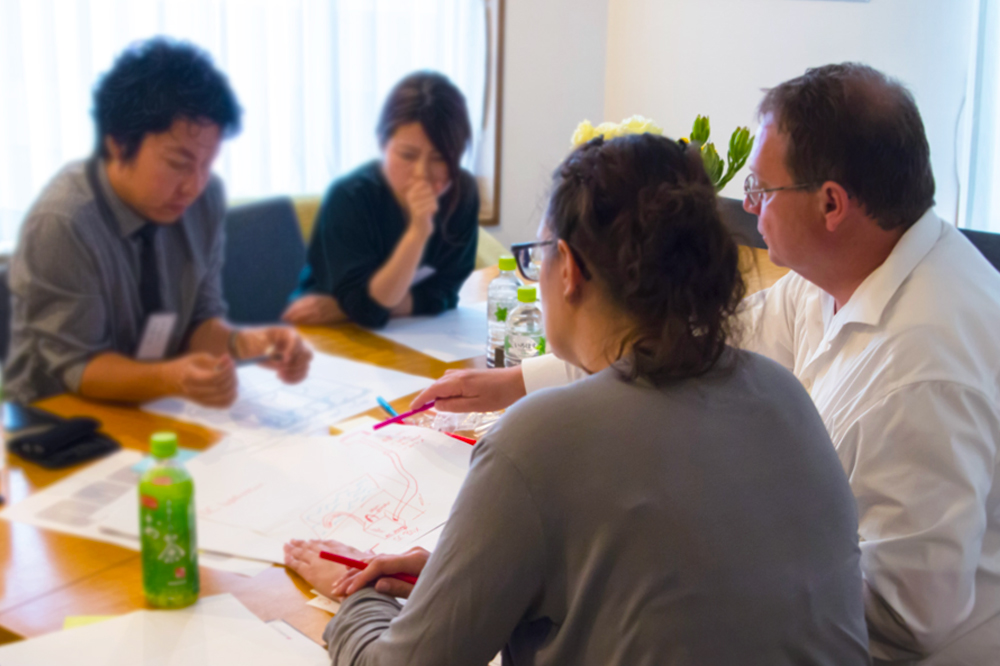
left=100, top=425, right=471, bottom=563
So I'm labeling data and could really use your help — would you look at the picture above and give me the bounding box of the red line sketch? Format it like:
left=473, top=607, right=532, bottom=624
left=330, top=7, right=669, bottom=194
left=300, top=433, right=429, bottom=543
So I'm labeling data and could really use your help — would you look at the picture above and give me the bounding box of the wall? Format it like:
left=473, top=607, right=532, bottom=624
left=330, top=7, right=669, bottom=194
left=493, top=0, right=609, bottom=248
left=604, top=0, right=978, bottom=223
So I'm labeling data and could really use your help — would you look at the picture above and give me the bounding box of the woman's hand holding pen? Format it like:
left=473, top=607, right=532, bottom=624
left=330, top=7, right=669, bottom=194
left=284, top=539, right=429, bottom=600
left=332, top=547, right=430, bottom=599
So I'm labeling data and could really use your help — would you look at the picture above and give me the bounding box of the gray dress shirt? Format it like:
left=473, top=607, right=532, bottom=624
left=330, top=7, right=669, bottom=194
left=324, top=351, right=871, bottom=665
left=4, top=159, right=227, bottom=404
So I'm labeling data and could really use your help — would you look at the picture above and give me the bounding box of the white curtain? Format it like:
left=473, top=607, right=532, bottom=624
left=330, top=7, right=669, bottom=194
left=0, top=0, right=488, bottom=249
left=964, top=0, right=1000, bottom=232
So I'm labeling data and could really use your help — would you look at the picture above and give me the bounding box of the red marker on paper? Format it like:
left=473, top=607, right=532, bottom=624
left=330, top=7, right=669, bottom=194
left=443, top=432, right=476, bottom=445
left=319, top=551, right=419, bottom=585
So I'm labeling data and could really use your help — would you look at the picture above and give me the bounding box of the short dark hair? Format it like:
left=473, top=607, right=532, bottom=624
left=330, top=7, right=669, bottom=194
left=758, top=63, right=934, bottom=231
left=93, top=38, right=242, bottom=161
left=376, top=71, right=472, bottom=219
left=545, top=134, right=746, bottom=385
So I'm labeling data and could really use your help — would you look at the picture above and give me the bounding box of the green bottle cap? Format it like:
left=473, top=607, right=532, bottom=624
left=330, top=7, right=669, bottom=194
left=498, top=256, right=516, bottom=271
left=517, top=286, right=537, bottom=303
left=150, top=432, right=178, bottom=459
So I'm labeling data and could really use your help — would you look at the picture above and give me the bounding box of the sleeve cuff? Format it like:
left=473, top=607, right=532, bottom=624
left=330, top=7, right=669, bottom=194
left=521, top=354, right=584, bottom=394
left=62, top=360, right=89, bottom=394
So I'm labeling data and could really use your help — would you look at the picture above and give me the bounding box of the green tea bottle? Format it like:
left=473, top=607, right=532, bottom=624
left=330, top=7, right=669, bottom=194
left=139, top=431, right=199, bottom=608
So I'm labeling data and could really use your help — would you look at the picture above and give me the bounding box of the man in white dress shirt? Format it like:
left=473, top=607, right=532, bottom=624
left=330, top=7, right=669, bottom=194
left=413, top=63, right=1000, bottom=664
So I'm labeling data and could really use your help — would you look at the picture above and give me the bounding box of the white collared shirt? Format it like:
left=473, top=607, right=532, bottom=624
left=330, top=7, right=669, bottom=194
left=521, top=209, right=1000, bottom=663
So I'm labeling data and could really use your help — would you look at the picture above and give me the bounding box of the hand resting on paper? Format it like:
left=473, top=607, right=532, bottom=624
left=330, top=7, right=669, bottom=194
left=410, top=367, right=526, bottom=413
left=284, top=539, right=370, bottom=598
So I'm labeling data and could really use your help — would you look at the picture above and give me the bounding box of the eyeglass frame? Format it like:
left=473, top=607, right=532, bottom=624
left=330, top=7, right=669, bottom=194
left=743, top=173, right=817, bottom=207
left=510, top=240, right=592, bottom=282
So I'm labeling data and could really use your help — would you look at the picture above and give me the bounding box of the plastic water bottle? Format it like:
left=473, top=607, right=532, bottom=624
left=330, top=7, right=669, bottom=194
left=139, top=431, right=199, bottom=608
left=486, top=256, right=523, bottom=368
left=504, top=286, right=546, bottom=367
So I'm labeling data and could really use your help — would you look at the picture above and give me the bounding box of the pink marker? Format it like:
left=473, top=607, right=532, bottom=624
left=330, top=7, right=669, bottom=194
left=372, top=401, right=436, bottom=430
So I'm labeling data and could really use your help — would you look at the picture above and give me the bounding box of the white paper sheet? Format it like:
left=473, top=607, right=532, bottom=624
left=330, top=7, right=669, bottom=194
left=0, top=450, right=146, bottom=550
left=0, top=447, right=276, bottom=577
left=373, top=302, right=488, bottom=362
left=265, top=619, right=326, bottom=658
left=307, top=590, right=342, bottom=614
left=0, top=594, right=328, bottom=666
left=198, top=550, right=274, bottom=577
left=101, top=426, right=471, bottom=562
left=143, top=352, right=434, bottom=436
left=329, top=415, right=381, bottom=435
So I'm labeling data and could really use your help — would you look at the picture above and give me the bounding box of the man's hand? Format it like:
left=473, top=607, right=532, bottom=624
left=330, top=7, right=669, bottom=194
left=410, top=366, right=526, bottom=413
left=331, top=547, right=430, bottom=599
left=405, top=179, right=437, bottom=239
left=165, top=353, right=238, bottom=407
left=282, top=294, right=346, bottom=326
left=283, top=539, right=371, bottom=598
left=237, top=327, right=312, bottom=384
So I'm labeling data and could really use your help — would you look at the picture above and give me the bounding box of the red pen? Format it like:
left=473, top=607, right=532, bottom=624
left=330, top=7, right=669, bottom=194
left=444, top=432, right=477, bottom=445
left=319, top=551, right=419, bottom=585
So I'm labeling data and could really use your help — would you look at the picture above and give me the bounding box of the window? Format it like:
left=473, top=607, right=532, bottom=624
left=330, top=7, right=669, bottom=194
left=0, top=0, right=500, bottom=251
left=965, top=0, right=1000, bottom=233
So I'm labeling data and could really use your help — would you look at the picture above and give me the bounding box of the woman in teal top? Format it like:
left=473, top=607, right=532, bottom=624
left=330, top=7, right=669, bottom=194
left=283, top=72, right=479, bottom=329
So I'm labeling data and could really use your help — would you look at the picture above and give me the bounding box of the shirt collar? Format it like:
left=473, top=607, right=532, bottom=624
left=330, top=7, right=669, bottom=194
left=824, top=208, right=943, bottom=334
left=95, top=158, right=149, bottom=238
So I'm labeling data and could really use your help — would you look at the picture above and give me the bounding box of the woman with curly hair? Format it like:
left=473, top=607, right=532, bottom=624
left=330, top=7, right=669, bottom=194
left=285, top=133, right=868, bottom=665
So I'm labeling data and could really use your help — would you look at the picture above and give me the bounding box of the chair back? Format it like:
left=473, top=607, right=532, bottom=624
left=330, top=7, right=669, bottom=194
left=0, top=264, right=9, bottom=363
left=222, top=197, right=306, bottom=324
left=960, top=228, right=1000, bottom=273
left=718, top=197, right=765, bottom=249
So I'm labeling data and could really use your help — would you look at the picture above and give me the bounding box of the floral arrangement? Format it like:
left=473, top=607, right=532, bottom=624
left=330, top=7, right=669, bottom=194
left=570, top=114, right=754, bottom=192
left=682, top=116, right=754, bottom=191
left=571, top=115, right=664, bottom=145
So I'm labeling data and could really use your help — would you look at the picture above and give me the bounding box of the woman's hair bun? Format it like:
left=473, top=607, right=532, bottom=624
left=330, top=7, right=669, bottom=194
left=546, top=133, right=746, bottom=383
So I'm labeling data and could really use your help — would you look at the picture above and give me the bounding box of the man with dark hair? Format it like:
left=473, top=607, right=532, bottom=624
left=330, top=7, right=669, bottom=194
left=4, top=38, right=311, bottom=407
left=411, top=63, right=1000, bottom=663
left=740, top=63, right=1000, bottom=664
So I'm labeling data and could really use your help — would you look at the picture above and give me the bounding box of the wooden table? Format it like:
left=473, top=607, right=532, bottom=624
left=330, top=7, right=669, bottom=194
left=0, top=251, right=788, bottom=647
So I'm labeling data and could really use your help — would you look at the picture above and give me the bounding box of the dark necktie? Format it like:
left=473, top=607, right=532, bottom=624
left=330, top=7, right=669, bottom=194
left=135, top=224, right=162, bottom=317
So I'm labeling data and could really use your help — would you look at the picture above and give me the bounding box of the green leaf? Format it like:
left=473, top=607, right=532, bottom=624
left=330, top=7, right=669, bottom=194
left=536, top=336, right=547, bottom=355
left=716, top=127, right=755, bottom=191
left=729, top=126, right=754, bottom=159
left=690, top=115, right=711, bottom=144
left=701, top=143, right=724, bottom=185
left=495, top=306, right=508, bottom=323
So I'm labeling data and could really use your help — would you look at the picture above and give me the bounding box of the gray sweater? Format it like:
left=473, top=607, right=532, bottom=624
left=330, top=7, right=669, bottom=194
left=324, top=351, right=870, bottom=665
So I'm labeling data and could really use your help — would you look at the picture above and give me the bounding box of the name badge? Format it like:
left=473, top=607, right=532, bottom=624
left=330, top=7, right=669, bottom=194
left=411, top=265, right=436, bottom=287
left=136, top=313, right=178, bottom=361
